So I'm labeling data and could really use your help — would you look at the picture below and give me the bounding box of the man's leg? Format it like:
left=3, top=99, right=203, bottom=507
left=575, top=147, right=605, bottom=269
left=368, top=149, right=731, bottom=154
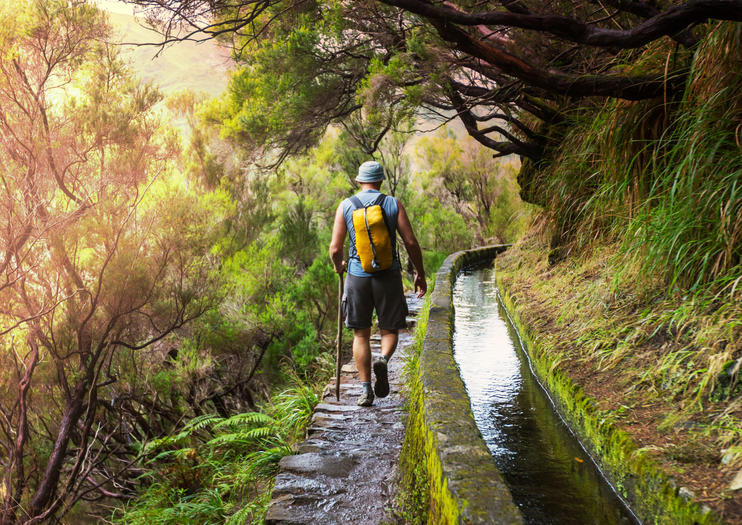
left=380, top=329, right=399, bottom=360
left=371, top=271, right=407, bottom=399
left=353, top=327, right=372, bottom=383
left=344, top=275, right=375, bottom=406
left=371, top=328, right=398, bottom=399
left=353, top=328, right=375, bottom=406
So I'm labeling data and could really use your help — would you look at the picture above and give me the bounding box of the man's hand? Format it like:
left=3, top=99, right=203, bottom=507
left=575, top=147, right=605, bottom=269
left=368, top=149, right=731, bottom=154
left=414, top=272, right=427, bottom=298
left=334, top=260, right=347, bottom=275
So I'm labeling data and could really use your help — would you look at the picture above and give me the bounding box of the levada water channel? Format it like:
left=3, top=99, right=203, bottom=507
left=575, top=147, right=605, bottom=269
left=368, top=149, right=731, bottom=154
left=452, top=264, right=639, bottom=524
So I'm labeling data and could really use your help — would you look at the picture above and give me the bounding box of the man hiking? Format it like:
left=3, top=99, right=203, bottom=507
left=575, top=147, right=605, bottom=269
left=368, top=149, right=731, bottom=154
left=329, top=160, right=427, bottom=406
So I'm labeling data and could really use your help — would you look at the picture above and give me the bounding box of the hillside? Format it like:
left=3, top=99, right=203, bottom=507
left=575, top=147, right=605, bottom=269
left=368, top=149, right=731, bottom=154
left=100, top=3, right=231, bottom=96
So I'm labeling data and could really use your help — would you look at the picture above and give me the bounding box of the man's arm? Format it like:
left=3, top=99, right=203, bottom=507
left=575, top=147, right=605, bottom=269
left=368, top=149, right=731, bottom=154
left=396, top=201, right=427, bottom=297
left=329, top=204, right=347, bottom=274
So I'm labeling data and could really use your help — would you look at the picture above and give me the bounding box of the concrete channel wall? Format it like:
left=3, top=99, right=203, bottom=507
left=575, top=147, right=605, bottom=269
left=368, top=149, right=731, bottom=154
left=411, top=245, right=523, bottom=524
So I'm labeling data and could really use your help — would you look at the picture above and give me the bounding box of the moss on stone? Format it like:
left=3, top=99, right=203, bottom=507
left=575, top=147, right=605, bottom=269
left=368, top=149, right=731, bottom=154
left=399, top=246, right=522, bottom=525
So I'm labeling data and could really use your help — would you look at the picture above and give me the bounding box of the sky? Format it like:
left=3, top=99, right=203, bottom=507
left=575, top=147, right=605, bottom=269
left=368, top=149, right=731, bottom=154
left=95, top=0, right=137, bottom=15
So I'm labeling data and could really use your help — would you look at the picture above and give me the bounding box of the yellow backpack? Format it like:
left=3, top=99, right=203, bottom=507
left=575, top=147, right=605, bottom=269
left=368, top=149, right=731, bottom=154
left=349, top=194, right=395, bottom=273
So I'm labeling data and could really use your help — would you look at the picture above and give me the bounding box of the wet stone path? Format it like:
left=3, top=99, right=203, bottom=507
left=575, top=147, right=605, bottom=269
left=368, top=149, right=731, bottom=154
left=264, top=294, right=422, bottom=525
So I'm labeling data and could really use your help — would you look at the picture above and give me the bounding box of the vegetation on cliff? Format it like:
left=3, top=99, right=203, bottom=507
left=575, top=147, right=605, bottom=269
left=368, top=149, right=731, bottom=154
left=498, top=21, right=741, bottom=521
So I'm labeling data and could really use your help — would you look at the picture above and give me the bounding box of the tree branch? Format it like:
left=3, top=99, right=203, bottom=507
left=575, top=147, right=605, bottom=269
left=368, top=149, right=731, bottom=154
left=378, top=0, right=741, bottom=48
left=432, top=18, right=671, bottom=99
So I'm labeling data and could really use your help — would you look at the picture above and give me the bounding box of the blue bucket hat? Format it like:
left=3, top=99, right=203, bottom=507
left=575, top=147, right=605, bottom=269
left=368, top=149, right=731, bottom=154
left=356, top=161, right=385, bottom=183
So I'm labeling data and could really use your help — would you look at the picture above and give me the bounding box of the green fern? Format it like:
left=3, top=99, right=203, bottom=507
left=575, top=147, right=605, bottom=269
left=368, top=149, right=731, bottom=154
left=211, top=411, right=275, bottom=431
left=116, top=372, right=325, bottom=525
left=206, top=428, right=277, bottom=449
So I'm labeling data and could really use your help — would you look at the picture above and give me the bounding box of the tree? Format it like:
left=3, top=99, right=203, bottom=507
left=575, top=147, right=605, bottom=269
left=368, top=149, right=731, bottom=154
left=0, top=2, right=218, bottom=522
left=328, top=114, right=413, bottom=197
left=415, top=129, right=524, bottom=242
left=129, top=0, right=742, bottom=164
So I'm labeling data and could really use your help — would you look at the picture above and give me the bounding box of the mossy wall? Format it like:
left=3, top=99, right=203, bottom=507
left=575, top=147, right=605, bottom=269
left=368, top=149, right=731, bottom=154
left=496, top=284, right=724, bottom=525
left=400, top=245, right=523, bottom=525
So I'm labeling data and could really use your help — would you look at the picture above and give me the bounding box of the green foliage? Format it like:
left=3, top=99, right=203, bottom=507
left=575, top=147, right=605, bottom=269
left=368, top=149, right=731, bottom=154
left=412, top=128, right=534, bottom=252
left=115, top=382, right=321, bottom=524
left=413, top=200, right=473, bottom=253
left=203, top=3, right=360, bottom=159
left=0, top=2, right=230, bottom=519
left=537, top=23, right=741, bottom=293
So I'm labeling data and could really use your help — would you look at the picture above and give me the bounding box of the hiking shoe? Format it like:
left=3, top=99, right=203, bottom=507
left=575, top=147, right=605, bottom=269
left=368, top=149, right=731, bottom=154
left=357, top=389, right=374, bottom=407
left=373, top=357, right=390, bottom=398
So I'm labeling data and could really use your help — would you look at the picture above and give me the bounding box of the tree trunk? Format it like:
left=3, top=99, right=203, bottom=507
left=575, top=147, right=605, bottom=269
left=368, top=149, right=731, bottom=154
left=25, top=381, right=86, bottom=521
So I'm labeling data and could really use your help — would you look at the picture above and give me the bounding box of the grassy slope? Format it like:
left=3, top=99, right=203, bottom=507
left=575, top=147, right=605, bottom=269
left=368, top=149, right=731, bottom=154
left=498, top=22, right=742, bottom=523
left=104, top=10, right=231, bottom=97
left=497, top=239, right=740, bottom=521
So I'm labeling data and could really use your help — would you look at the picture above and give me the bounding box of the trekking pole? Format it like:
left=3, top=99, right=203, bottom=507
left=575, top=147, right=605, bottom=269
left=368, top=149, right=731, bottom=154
left=335, top=269, right=344, bottom=402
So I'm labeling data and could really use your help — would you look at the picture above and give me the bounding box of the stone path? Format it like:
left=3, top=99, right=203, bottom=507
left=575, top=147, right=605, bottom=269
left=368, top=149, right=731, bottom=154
left=264, top=294, right=422, bottom=525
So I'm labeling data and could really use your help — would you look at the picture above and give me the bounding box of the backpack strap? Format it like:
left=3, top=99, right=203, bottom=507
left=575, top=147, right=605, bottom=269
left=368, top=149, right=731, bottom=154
left=372, top=193, right=394, bottom=237
left=373, top=194, right=397, bottom=260
left=348, top=195, right=364, bottom=210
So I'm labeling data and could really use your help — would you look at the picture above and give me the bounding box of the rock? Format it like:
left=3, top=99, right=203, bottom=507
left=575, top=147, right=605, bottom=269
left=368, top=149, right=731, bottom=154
left=309, top=413, right=349, bottom=430
left=341, top=362, right=357, bottom=373
left=264, top=494, right=317, bottom=525
left=678, top=487, right=695, bottom=501
left=279, top=452, right=357, bottom=478
left=296, top=439, right=329, bottom=454
left=311, top=412, right=346, bottom=422
left=313, top=403, right=361, bottom=413
left=322, top=383, right=362, bottom=400
left=271, top=473, right=328, bottom=496
left=729, top=470, right=742, bottom=491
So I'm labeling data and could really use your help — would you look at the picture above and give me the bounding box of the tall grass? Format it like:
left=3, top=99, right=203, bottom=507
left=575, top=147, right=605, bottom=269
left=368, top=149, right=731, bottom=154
left=624, top=25, right=742, bottom=292
left=542, top=23, right=741, bottom=296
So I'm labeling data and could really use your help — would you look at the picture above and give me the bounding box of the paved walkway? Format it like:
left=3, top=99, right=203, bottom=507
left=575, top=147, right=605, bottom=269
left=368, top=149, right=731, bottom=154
left=264, top=295, right=422, bottom=525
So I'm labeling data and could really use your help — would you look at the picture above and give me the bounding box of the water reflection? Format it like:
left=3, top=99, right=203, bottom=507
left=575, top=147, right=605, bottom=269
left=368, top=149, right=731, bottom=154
left=452, top=267, right=638, bottom=525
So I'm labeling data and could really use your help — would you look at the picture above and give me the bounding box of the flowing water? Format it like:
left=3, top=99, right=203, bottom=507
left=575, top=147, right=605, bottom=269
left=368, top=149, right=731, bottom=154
left=452, top=265, right=639, bottom=525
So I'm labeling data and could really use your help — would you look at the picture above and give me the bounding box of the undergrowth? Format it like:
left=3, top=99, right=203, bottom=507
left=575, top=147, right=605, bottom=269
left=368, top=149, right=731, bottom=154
left=113, top=370, right=328, bottom=525
left=541, top=23, right=741, bottom=293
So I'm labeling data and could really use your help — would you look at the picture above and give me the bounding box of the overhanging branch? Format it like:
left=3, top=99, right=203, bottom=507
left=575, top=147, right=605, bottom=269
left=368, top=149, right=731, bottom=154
left=377, top=0, right=742, bottom=48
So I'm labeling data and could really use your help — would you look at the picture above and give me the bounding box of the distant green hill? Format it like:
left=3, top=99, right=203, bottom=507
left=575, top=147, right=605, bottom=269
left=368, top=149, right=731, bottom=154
left=106, top=10, right=231, bottom=97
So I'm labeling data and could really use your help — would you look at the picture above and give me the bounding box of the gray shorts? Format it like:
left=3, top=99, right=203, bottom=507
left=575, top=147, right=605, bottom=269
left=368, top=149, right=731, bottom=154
left=343, top=270, right=408, bottom=330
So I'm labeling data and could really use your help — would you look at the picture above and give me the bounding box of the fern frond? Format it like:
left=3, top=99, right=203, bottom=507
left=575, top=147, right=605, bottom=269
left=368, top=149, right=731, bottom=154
left=183, top=413, right=223, bottom=432
left=211, top=411, right=275, bottom=431
left=206, top=427, right=275, bottom=449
